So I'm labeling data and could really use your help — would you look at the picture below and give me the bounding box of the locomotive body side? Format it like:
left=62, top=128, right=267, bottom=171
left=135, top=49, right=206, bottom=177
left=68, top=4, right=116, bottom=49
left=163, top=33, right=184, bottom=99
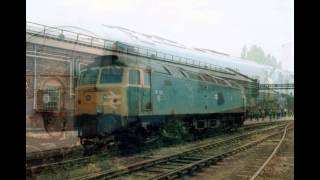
left=148, top=70, right=245, bottom=116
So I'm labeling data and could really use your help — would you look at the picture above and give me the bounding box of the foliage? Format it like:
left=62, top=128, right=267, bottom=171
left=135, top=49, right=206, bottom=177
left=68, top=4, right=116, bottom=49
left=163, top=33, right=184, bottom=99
left=241, top=45, right=282, bottom=68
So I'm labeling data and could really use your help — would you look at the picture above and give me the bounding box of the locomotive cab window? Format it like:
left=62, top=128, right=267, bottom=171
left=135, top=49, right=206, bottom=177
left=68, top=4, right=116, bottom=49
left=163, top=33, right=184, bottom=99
left=129, top=70, right=140, bottom=85
left=80, top=69, right=98, bottom=85
left=100, top=66, right=123, bottom=84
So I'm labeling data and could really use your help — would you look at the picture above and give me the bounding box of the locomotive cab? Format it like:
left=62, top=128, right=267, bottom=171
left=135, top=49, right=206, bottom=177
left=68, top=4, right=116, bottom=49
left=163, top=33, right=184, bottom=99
left=75, top=64, right=128, bottom=138
left=74, top=57, right=150, bottom=147
left=76, top=66, right=126, bottom=116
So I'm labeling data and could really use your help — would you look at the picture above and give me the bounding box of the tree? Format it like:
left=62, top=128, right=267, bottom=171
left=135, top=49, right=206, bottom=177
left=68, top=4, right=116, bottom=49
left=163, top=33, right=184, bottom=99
left=241, top=45, right=281, bottom=69
left=241, top=45, right=247, bottom=59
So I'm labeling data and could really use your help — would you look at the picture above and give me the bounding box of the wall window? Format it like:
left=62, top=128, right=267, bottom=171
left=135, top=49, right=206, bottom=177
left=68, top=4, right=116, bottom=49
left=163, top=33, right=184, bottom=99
left=45, top=87, right=60, bottom=111
left=129, top=70, right=140, bottom=85
left=38, top=86, right=60, bottom=112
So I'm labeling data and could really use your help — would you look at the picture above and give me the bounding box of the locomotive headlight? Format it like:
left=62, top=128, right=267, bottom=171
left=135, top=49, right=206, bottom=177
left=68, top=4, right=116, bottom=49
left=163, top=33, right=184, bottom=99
left=85, top=95, right=91, bottom=101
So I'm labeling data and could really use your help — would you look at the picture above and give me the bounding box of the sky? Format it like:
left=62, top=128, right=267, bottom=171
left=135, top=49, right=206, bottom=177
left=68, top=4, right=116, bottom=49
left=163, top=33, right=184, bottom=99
left=26, top=0, right=294, bottom=72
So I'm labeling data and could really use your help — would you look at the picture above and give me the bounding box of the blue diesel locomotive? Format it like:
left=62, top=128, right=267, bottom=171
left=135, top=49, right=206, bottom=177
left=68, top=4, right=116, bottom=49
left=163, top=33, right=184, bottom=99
left=75, top=55, right=258, bottom=148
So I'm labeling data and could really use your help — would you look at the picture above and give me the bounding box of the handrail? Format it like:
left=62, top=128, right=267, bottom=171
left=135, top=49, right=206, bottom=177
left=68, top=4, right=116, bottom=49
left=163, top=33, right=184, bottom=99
left=26, top=21, right=235, bottom=74
left=259, top=83, right=294, bottom=90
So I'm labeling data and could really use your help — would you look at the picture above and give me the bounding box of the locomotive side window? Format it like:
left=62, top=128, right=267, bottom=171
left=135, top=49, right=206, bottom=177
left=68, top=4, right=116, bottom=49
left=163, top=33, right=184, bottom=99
left=129, top=70, right=140, bottom=85
left=144, top=70, right=151, bottom=86
left=80, top=69, right=98, bottom=85
left=100, top=67, right=123, bottom=83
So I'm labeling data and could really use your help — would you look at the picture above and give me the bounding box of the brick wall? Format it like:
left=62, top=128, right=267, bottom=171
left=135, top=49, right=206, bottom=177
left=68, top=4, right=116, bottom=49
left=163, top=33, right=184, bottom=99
left=26, top=43, right=98, bottom=130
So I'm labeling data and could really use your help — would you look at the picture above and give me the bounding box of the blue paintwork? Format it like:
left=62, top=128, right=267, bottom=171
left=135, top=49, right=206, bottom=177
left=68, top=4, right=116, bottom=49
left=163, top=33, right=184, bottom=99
left=152, top=73, right=244, bottom=115
left=127, top=72, right=244, bottom=117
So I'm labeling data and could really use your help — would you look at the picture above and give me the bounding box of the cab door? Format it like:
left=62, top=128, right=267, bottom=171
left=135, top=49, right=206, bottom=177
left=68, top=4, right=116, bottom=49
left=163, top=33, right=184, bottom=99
left=128, top=69, right=141, bottom=116
left=141, top=70, right=152, bottom=112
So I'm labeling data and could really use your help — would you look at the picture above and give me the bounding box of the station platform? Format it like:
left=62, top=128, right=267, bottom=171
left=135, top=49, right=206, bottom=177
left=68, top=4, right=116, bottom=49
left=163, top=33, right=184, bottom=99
left=26, top=130, right=79, bottom=153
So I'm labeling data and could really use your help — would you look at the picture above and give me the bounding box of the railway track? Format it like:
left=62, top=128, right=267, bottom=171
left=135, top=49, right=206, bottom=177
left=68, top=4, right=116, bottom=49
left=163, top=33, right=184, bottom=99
left=186, top=123, right=293, bottom=180
left=26, top=146, right=113, bottom=177
left=26, top=120, right=290, bottom=177
left=249, top=122, right=293, bottom=180
left=70, top=121, right=292, bottom=180
left=26, top=145, right=82, bottom=166
left=26, top=120, right=286, bottom=164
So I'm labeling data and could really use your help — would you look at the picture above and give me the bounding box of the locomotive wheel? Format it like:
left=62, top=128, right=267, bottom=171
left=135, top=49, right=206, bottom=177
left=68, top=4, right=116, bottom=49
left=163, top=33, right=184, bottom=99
left=160, top=119, right=189, bottom=143
left=80, top=137, right=101, bottom=156
left=115, top=131, right=139, bottom=154
left=134, top=127, right=148, bottom=144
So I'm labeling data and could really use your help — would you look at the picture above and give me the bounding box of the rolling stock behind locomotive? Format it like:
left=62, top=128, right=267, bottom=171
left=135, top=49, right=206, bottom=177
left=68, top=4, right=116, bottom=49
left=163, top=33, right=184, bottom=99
left=74, top=54, right=259, bottom=148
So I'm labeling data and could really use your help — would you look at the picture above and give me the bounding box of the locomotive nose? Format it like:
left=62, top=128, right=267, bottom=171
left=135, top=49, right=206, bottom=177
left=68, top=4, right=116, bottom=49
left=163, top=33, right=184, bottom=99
left=76, top=90, right=97, bottom=115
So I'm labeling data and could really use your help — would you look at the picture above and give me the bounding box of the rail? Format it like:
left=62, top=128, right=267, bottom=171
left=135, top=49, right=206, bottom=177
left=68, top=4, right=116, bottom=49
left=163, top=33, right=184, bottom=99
left=249, top=123, right=292, bottom=180
left=26, top=121, right=283, bottom=177
left=26, top=21, right=234, bottom=74
left=71, top=122, right=289, bottom=180
left=152, top=123, right=292, bottom=180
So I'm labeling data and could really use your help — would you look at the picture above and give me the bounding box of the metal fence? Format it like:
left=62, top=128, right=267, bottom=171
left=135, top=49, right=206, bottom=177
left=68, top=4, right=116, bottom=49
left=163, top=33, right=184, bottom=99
left=26, top=21, right=234, bottom=74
